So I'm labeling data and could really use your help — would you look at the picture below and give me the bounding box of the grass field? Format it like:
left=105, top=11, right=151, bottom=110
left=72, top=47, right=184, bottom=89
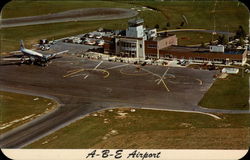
left=2, top=0, right=134, bottom=18
left=133, top=0, right=249, bottom=32
left=1, top=20, right=117, bottom=52
left=3, top=0, right=248, bottom=32
left=199, top=72, right=249, bottom=110
left=1, top=0, right=248, bottom=53
left=1, top=2, right=166, bottom=52
left=0, top=91, right=58, bottom=134
left=26, top=108, right=250, bottom=149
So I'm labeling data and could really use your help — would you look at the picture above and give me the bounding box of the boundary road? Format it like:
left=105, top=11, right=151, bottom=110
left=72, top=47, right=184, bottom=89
left=157, top=29, right=234, bottom=36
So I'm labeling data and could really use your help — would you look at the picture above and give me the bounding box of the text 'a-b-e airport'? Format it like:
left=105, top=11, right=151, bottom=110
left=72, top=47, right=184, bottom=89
left=0, top=0, right=250, bottom=152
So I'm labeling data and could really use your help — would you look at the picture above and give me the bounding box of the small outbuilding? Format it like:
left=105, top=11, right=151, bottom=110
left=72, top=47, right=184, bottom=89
left=222, top=68, right=239, bottom=74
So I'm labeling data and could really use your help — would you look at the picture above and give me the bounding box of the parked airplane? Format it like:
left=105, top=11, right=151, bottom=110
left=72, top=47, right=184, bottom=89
left=3, top=40, right=68, bottom=66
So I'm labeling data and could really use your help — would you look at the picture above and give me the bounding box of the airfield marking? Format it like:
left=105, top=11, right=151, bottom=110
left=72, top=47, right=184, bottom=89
left=93, top=61, right=103, bottom=70
left=157, top=68, right=169, bottom=85
left=119, top=67, right=149, bottom=76
left=70, top=73, right=87, bottom=78
left=84, top=75, right=89, bottom=79
left=196, top=78, right=203, bottom=85
left=63, top=68, right=109, bottom=79
left=140, top=67, right=162, bottom=78
left=140, top=107, right=221, bottom=120
left=140, top=67, right=170, bottom=92
left=63, top=69, right=85, bottom=77
left=161, top=80, right=170, bottom=92
left=107, top=64, right=129, bottom=70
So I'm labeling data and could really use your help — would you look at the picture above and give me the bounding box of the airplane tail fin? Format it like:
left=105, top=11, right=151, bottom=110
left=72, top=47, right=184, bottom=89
left=20, top=40, right=25, bottom=49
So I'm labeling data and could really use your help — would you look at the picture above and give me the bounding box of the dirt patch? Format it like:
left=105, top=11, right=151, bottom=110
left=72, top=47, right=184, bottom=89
left=217, top=73, right=228, bottom=79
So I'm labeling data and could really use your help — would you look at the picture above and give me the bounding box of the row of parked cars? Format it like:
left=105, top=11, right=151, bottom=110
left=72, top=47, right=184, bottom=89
left=38, top=39, right=57, bottom=51
left=63, top=32, right=105, bottom=46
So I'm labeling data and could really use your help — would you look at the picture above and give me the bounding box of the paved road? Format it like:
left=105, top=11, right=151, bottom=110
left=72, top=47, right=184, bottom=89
left=0, top=56, right=249, bottom=148
left=1, top=8, right=138, bottom=28
left=158, top=29, right=235, bottom=36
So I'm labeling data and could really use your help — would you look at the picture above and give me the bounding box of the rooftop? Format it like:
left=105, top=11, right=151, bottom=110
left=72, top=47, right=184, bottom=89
left=128, top=19, right=144, bottom=25
left=148, top=34, right=176, bottom=41
left=162, top=46, right=246, bottom=55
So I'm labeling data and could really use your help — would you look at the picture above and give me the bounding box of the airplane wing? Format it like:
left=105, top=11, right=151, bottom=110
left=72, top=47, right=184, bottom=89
left=10, top=48, right=36, bottom=54
left=9, top=51, right=22, bottom=54
left=45, top=50, right=68, bottom=59
left=1, top=57, right=30, bottom=61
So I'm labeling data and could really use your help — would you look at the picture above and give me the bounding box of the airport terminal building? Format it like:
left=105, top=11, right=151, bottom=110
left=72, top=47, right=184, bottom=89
left=103, top=19, right=177, bottom=59
left=99, top=19, right=247, bottom=66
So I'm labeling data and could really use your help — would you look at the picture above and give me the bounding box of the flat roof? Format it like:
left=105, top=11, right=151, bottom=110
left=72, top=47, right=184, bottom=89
left=115, top=35, right=143, bottom=40
left=162, top=46, right=246, bottom=55
left=148, top=34, right=176, bottom=41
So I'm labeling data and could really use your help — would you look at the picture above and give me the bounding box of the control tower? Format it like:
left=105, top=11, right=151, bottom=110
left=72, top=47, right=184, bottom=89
left=126, top=19, right=144, bottom=38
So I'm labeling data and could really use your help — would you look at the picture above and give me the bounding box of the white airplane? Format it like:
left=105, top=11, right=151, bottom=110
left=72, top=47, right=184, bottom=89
left=3, top=40, right=68, bottom=66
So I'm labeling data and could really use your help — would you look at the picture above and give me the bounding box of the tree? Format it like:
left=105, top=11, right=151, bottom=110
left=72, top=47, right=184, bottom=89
left=200, top=42, right=206, bottom=48
left=236, top=37, right=244, bottom=47
left=217, top=35, right=227, bottom=45
left=235, top=25, right=246, bottom=39
left=166, top=22, right=171, bottom=27
left=180, top=21, right=185, bottom=27
left=154, top=24, right=160, bottom=29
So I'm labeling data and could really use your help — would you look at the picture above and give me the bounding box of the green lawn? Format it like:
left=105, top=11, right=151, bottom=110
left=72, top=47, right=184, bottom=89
left=133, top=1, right=249, bottom=32
left=1, top=20, right=120, bottom=52
left=2, top=0, right=134, bottom=18
left=0, top=7, right=166, bottom=52
left=3, top=1, right=247, bottom=32
left=199, top=72, right=249, bottom=110
left=26, top=108, right=250, bottom=149
left=1, top=1, right=248, bottom=53
left=0, top=91, right=58, bottom=134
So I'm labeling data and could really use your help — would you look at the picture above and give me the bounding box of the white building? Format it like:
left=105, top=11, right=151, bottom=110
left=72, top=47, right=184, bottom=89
left=209, top=45, right=225, bottom=53
left=126, top=19, right=145, bottom=38
left=116, top=19, right=146, bottom=58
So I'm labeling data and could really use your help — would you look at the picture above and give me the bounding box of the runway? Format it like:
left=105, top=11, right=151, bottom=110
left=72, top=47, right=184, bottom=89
left=1, top=8, right=138, bottom=28
left=0, top=56, right=248, bottom=148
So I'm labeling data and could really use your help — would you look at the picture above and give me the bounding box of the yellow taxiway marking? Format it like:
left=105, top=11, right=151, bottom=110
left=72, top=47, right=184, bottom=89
left=196, top=79, right=203, bottom=85
left=93, top=61, right=103, bottom=70
left=63, top=69, right=85, bottom=77
left=140, top=67, right=170, bottom=92
left=161, top=79, right=170, bottom=92
left=119, top=68, right=149, bottom=76
left=63, top=68, right=109, bottom=79
left=107, top=64, right=129, bottom=70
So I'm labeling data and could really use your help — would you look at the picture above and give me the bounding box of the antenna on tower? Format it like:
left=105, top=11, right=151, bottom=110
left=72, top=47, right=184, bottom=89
left=212, top=0, right=217, bottom=43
